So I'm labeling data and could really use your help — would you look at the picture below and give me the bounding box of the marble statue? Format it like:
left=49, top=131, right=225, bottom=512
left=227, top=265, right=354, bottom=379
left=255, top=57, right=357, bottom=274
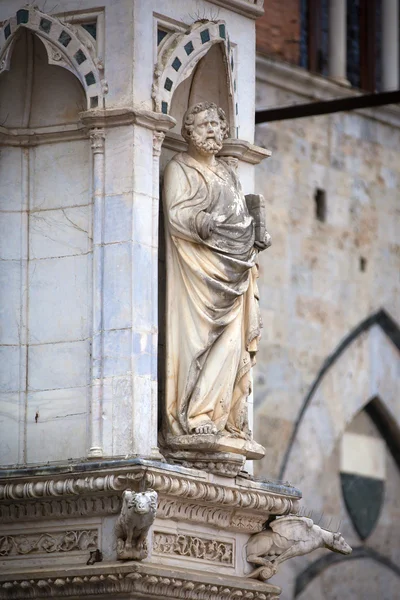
left=116, top=489, right=158, bottom=560
left=246, top=516, right=352, bottom=581
left=162, top=101, right=271, bottom=468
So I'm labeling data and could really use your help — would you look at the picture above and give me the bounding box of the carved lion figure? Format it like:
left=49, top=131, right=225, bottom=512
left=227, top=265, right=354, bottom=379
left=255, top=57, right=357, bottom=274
left=246, top=516, right=352, bottom=581
left=115, top=489, right=158, bottom=560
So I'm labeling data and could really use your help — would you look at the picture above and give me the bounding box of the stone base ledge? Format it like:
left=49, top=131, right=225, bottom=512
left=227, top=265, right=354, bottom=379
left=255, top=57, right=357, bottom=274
left=0, top=459, right=300, bottom=532
left=0, top=561, right=280, bottom=599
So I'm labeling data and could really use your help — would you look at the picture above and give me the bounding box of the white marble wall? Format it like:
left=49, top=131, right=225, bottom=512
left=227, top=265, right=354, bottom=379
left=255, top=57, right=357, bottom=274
left=0, top=140, right=91, bottom=465
left=0, top=0, right=259, bottom=466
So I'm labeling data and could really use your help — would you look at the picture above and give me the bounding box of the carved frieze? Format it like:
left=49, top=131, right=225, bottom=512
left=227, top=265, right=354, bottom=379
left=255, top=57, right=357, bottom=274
left=0, top=530, right=97, bottom=558
left=153, top=531, right=234, bottom=565
left=0, top=562, right=281, bottom=600
left=0, top=495, right=120, bottom=524
left=0, top=463, right=300, bottom=530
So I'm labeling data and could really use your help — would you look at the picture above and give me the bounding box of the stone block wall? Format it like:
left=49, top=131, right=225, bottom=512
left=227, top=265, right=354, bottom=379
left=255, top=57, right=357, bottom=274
left=253, top=57, right=400, bottom=598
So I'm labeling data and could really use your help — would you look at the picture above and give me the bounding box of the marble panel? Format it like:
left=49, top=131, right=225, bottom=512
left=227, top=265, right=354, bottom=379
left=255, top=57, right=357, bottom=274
left=104, top=194, right=133, bottom=244
left=132, top=242, right=152, bottom=331
left=103, top=328, right=132, bottom=378
left=28, top=254, right=91, bottom=344
left=341, top=432, right=386, bottom=480
left=132, top=193, right=154, bottom=248
left=105, top=127, right=134, bottom=196
left=26, top=387, right=88, bottom=463
left=0, top=392, right=20, bottom=466
left=0, top=345, right=25, bottom=392
left=111, top=375, right=133, bottom=456
left=0, top=147, right=25, bottom=212
left=132, top=128, right=154, bottom=197
left=0, top=260, right=24, bottom=345
left=28, top=340, right=90, bottom=391
left=0, top=212, right=27, bottom=260
left=31, top=141, right=90, bottom=211
left=103, top=242, right=132, bottom=331
left=29, top=205, right=91, bottom=259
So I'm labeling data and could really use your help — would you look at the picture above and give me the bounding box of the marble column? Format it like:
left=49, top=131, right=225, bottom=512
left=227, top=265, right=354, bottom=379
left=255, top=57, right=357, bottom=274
left=89, top=128, right=106, bottom=458
left=328, top=0, right=349, bottom=85
left=382, top=0, right=399, bottom=91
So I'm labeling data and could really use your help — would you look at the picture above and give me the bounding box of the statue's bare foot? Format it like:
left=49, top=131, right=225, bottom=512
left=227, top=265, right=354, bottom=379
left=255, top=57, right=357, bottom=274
left=194, top=423, right=218, bottom=435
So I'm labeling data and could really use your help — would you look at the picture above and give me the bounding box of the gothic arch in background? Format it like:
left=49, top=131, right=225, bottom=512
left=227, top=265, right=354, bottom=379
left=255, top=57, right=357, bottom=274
left=279, top=309, right=400, bottom=480
left=295, top=546, right=400, bottom=597
left=0, top=6, right=106, bottom=109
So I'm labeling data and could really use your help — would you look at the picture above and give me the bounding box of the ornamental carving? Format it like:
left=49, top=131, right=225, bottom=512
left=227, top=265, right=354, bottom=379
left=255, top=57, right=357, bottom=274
left=116, top=490, right=158, bottom=561
left=0, top=566, right=281, bottom=600
left=153, top=532, right=233, bottom=565
left=0, top=7, right=107, bottom=109
left=0, top=529, right=97, bottom=557
left=0, top=495, right=120, bottom=523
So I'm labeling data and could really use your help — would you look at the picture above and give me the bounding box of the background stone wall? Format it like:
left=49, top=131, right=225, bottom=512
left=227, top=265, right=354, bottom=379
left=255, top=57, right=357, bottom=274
left=253, top=56, right=400, bottom=600
left=256, top=0, right=300, bottom=64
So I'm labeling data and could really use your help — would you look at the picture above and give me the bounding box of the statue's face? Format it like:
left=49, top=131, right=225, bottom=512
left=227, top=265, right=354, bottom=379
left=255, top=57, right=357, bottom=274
left=189, top=109, right=224, bottom=155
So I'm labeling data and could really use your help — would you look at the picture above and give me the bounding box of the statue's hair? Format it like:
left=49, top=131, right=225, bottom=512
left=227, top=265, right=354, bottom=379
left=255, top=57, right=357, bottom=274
left=181, top=102, right=229, bottom=142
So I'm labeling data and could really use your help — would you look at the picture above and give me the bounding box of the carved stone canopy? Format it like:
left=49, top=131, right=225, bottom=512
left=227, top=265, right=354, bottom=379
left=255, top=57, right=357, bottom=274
left=0, top=6, right=107, bottom=109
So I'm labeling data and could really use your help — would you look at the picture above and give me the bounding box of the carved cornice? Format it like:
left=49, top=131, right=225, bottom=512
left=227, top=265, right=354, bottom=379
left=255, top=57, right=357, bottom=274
left=0, top=495, right=120, bottom=524
left=0, top=562, right=280, bottom=600
left=80, top=108, right=177, bottom=132
left=0, top=461, right=300, bottom=531
left=0, top=109, right=176, bottom=147
left=208, top=0, right=264, bottom=19
left=164, top=132, right=271, bottom=165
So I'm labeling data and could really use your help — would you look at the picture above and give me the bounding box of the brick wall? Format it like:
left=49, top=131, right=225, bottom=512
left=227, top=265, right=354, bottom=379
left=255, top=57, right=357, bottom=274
left=256, top=0, right=301, bottom=65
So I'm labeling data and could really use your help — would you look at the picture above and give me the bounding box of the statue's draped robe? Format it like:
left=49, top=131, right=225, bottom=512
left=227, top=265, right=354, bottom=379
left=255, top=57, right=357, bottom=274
left=163, top=153, right=261, bottom=438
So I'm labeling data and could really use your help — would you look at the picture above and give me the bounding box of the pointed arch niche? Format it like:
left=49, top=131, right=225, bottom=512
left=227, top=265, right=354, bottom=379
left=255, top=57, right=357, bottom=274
left=0, top=6, right=106, bottom=113
left=0, top=7, right=108, bottom=466
left=153, top=20, right=237, bottom=138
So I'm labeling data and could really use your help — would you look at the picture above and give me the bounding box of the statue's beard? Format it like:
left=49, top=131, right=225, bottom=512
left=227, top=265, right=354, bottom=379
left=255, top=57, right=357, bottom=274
left=190, top=132, right=223, bottom=156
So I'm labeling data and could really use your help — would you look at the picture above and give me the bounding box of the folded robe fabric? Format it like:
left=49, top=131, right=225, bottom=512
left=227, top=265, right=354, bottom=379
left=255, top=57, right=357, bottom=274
left=163, top=152, right=261, bottom=438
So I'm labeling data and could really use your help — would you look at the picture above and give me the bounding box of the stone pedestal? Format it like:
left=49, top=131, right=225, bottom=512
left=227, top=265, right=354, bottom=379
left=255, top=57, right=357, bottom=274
left=0, top=460, right=301, bottom=599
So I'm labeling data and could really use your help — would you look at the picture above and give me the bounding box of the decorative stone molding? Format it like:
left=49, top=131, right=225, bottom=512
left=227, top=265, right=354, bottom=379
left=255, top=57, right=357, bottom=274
left=0, top=562, right=281, bottom=600
left=152, top=20, right=237, bottom=124
left=0, top=462, right=300, bottom=532
left=153, top=531, right=234, bottom=565
left=0, top=109, right=176, bottom=147
left=157, top=498, right=266, bottom=533
left=116, top=490, right=158, bottom=561
left=89, top=128, right=105, bottom=154
left=0, top=495, right=120, bottom=524
left=153, top=131, right=166, bottom=157
left=80, top=108, right=176, bottom=132
left=0, top=6, right=107, bottom=109
left=163, top=132, right=271, bottom=165
left=209, top=0, right=264, bottom=19
left=0, top=529, right=98, bottom=557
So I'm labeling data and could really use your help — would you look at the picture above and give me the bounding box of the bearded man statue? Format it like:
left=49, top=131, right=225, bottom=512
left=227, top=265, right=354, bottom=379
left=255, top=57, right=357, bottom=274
left=161, top=102, right=271, bottom=468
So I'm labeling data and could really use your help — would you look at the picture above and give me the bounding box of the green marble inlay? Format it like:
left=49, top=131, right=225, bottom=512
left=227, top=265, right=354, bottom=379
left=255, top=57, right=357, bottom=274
left=164, top=77, right=173, bottom=92
left=74, top=49, right=87, bottom=65
left=85, top=71, right=96, bottom=86
left=39, top=18, right=52, bottom=34
left=219, top=24, right=226, bottom=39
left=184, top=41, right=194, bottom=55
left=200, top=29, right=210, bottom=44
left=59, top=31, right=72, bottom=47
left=17, top=9, right=29, bottom=25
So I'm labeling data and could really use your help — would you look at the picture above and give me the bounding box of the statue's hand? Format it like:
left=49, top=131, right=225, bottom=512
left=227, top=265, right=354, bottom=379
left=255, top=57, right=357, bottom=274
left=197, top=212, right=215, bottom=240
left=254, top=231, right=271, bottom=251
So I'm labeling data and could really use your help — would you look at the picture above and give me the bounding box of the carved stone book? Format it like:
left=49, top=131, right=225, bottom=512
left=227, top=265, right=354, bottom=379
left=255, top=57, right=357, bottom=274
left=245, top=193, right=266, bottom=244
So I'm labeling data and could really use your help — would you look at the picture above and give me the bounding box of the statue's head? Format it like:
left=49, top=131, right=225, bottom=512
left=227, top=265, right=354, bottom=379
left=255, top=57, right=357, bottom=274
left=182, top=102, right=229, bottom=156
